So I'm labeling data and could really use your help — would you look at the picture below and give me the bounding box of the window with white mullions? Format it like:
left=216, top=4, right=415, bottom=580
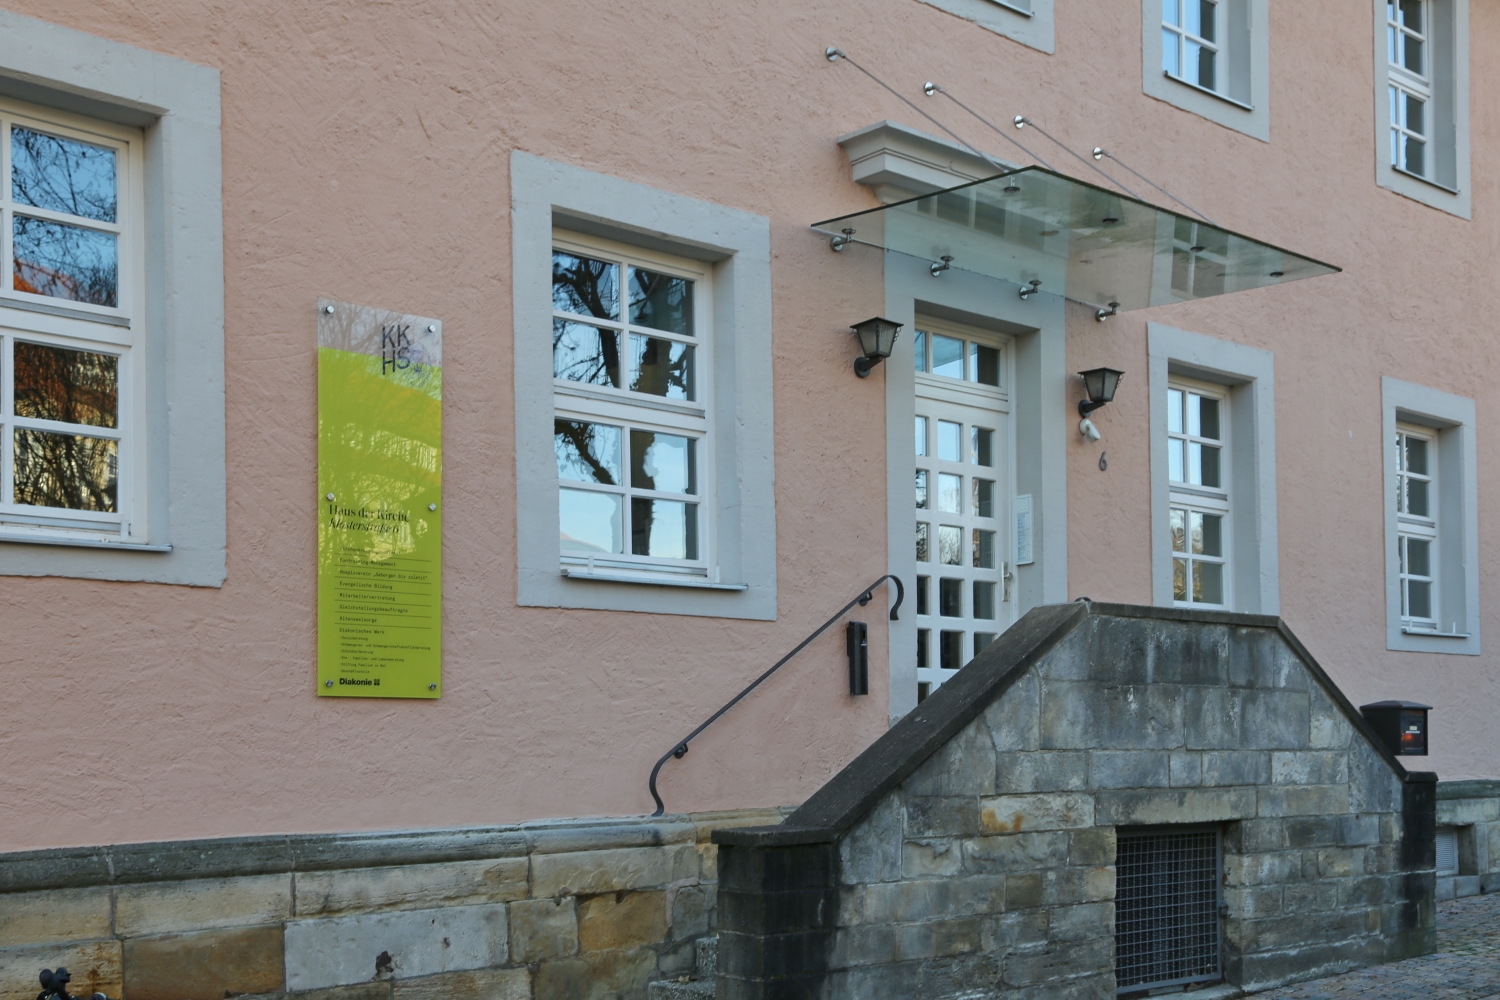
left=1386, top=0, right=1432, bottom=177
left=1396, top=426, right=1438, bottom=628
left=1163, top=0, right=1220, bottom=92
left=551, top=234, right=710, bottom=576
left=1168, top=382, right=1230, bottom=608
left=0, top=100, right=142, bottom=543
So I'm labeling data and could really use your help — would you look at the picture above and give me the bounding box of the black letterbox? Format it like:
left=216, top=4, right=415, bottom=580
left=1359, top=700, right=1431, bottom=756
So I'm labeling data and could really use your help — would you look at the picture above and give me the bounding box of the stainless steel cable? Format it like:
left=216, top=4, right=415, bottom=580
left=1093, top=147, right=1217, bottom=225
left=1011, top=115, right=1140, bottom=198
left=918, top=82, right=1055, bottom=170
left=824, top=48, right=1027, bottom=175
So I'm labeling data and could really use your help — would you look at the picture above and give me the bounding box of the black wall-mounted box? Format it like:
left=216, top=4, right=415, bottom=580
left=1360, top=700, right=1431, bottom=756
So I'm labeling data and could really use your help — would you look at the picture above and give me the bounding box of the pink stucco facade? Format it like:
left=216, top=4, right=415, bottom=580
left=2, top=0, right=1496, bottom=853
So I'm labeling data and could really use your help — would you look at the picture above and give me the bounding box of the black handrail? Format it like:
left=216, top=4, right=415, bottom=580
left=647, top=574, right=903, bottom=817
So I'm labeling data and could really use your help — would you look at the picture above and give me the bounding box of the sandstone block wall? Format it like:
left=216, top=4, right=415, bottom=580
left=715, top=604, right=1437, bottom=999
left=0, top=810, right=778, bottom=1000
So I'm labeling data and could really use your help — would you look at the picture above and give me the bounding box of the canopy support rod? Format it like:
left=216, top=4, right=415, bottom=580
left=824, top=47, right=1050, bottom=173
left=1092, top=148, right=1218, bottom=226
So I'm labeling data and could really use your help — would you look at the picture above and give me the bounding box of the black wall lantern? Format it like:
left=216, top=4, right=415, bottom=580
left=1078, top=367, right=1125, bottom=417
left=851, top=317, right=903, bottom=377
left=1360, top=700, right=1431, bottom=756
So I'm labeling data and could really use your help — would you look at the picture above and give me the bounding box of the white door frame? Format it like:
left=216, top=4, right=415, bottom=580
left=883, top=250, right=1070, bottom=724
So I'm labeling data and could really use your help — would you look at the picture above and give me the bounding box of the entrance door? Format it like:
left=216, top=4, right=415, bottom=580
left=912, top=320, right=1013, bottom=701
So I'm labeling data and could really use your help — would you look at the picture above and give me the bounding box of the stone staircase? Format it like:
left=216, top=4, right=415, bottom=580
left=648, top=935, right=716, bottom=998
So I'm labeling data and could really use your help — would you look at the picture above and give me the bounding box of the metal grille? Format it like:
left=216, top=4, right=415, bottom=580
left=1115, top=827, right=1222, bottom=993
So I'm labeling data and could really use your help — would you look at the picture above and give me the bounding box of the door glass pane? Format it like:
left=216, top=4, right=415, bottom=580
left=1170, top=508, right=1187, bottom=552
left=630, top=430, right=694, bottom=494
left=552, top=250, right=619, bottom=320
left=915, top=469, right=929, bottom=509
left=970, top=343, right=1000, bottom=386
left=914, top=330, right=927, bottom=372
left=931, top=335, right=964, bottom=378
left=555, top=420, right=621, bottom=485
left=974, top=633, right=997, bottom=656
left=630, top=498, right=697, bottom=559
left=13, top=342, right=118, bottom=427
left=628, top=267, right=693, bottom=335
left=917, top=629, right=929, bottom=670
left=939, top=578, right=962, bottom=616
left=553, top=320, right=621, bottom=387
left=973, top=580, right=996, bottom=619
left=938, top=525, right=962, bottom=565
left=559, top=488, right=622, bottom=553
left=916, top=522, right=930, bottom=562
left=937, top=420, right=962, bottom=461
left=972, top=427, right=994, bottom=467
left=916, top=416, right=928, bottom=456
left=13, top=216, right=118, bottom=306
left=916, top=575, right=930, bottom=615
left=973, top=479, right=995, bottom=518
left=940, top=631, right=964, bottom=670
left=10, top=126, right=117, bottom=222
left=13, top=428, right=117, bottom=511
left=938, top=473, right=962, bottom=513
left=629, top=335, right=693, bottom=400
left=973, top=529, right=995, bottom=569
left=1193, top=561, right=1224, bottom=604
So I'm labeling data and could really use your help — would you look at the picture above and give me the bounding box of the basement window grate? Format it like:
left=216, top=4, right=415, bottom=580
left=1115, top=826, right=1222, bottom=994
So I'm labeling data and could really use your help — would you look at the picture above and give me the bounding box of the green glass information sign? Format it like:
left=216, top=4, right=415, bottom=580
left=317, top=298, right=442, bottom=698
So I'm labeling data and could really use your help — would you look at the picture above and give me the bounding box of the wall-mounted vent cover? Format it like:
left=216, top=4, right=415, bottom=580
left=1436, top=827, right=1460, bottom=876
left=1115, top=827, right=1222, bottom=994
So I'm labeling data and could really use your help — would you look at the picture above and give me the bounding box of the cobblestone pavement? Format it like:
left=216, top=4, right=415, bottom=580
left=1251, top=893, right=1500, bottom=999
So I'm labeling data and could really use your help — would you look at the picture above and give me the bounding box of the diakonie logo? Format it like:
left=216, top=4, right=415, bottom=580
left=338, top=677, right=380, bottom=686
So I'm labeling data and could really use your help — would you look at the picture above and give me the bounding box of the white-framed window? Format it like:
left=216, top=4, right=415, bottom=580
left=1395, top=425, right=1438, bottom=628
left=552, top=233, right=711, bottom=577
left=1372, top=0, right=1469, bottom=217
left=1149, top=325, right=1277, bottom=615
left=1382, top=378, right=1479, bottom=654
left=1387, top=0, right=1432, bottom=177
left=1167, top=380, right=1229, bottom=609
left=1162, top=0, right=1220, bottom=93
left=0, top=13, right=226, bottom=586
left=0, top=98, right=145, bottom=545
left=1143, top=0, right=1267, bottom=140
left=511, top=151, right=774, bottom=620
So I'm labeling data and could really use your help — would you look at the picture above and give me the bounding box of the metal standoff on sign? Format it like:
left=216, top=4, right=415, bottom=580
left=316, top=298, right=443, bottom=699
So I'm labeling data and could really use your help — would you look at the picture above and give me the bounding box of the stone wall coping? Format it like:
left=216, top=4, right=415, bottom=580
left=715, top=601, right=1425, bottom=849
left=0, top=810, right=779, bottom=894
left=1436, top=779, right=1500, bottom=800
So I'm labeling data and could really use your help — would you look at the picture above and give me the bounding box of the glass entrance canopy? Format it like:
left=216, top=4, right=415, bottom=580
left=813, top=167, right=1339, bottom=312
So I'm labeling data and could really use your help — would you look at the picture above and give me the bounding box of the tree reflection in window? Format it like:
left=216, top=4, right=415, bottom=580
left=10, top=127, right=119, bottom=306
left=10, top=342, right=120, bottom=511
left=14, top=430, right=117, bottom=511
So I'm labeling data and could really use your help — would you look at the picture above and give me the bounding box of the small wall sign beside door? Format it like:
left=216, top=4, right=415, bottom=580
left=1015, top=494, right=1034, bottom=566
left=316, top=298, right=443, bottom=698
